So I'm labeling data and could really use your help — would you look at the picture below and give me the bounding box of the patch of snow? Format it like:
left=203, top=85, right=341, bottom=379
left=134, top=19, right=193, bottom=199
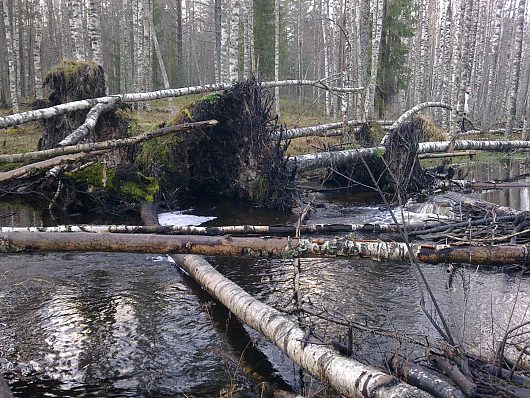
left=158, top=210, right=216, bottom=226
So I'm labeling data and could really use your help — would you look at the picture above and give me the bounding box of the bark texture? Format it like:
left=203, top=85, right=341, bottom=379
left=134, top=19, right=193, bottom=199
left=1, top=231, right=529, bottom=267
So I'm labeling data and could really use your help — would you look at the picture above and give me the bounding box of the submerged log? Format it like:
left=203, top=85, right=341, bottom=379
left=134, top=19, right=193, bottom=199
left=429, top=355, right=477, bottom=397
left=1, top=231, right=529, bottom=267
left=293, top=140, right=530, bottom=172
left=173, top=254, right=431, bottom=398
left=389, top=355, right=465, bottom=398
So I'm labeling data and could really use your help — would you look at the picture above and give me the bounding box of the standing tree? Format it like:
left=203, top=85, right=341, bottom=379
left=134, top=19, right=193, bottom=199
left=504, top=0, right=526, bottom=138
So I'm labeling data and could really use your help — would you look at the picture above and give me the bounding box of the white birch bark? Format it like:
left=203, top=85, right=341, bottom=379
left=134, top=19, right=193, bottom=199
left=417, top=0, right=429, bottom=102
left=0, top=120, right=217, bottom=164
left=273, top=119, right=394, bottom=140
left=504, top=0, right=526, bottom=138
left=68, top=0, right=85, bottom=60
left=2, top=0, right=19, bottom=112
left=484, top=0, right=502, bottom=128
left=87, top=0, right=102, bottom=66
left=0, top=80, right=364, bottom=129
left=358, top=0, right=370, bottom=92
left=173, top=255, right=432, bottom=398
left=293, top=140, right=530, bottom=171
left=133, top=0, right=144, bottom=94
left=228, top=0, right=240, bottom=82
left=363, top=0, right=383, bottom=119
left=320, top=0, right=330, bottom=116
left=220, top=0, right=229, bottom=82
left=32, top=0, right=43, bottom=99
left=274, top=0, right=280, bottom=115
left=119, top=0, right=130, bottom=92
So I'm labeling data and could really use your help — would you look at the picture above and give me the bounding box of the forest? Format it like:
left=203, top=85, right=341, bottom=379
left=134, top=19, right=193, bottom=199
left=0, top=0, right=530, bottom=397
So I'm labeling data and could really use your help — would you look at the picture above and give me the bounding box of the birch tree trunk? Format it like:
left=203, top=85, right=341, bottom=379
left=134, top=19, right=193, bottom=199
left=68, top=0, right=85, bottom=61
left=228, top=0, right=240, bottom=82
left=2, top=0, right=19, bottom=112
left=173, top=255, right=431, bottom=398
left=175, top=0, right=183, bottom=86
left=32, top=0, right=42, bottom=99
left=274, top=0, right=280, bottom=115
left=119, top=0, right=130, bottom=92
left=363, top=0, right=383, bottom=119
left=220, top=0, right=229, bottom=82
left=504, top=0, right=526, bottom=138
left=484, top=0, right=502, bottom=128
left=1, top=231, right=529, bottom=267
left=214, top=0, right=221, bottom=83
left=87, top=0, right=103, bottom=66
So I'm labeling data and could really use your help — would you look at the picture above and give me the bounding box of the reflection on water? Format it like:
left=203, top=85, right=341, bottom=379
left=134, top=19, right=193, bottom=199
left=458, top=156, right=530, bottom=210
left=0, top=158, right=529, bottom=396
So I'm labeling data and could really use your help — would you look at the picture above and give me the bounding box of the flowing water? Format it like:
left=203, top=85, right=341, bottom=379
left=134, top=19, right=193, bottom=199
left=0, top=158, right=529, bottom=397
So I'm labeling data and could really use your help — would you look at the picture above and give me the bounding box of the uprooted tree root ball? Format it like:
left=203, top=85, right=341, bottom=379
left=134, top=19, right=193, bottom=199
left=137, top=78, right=297, bottom=210
left=326, top=118, right=433, bottom=200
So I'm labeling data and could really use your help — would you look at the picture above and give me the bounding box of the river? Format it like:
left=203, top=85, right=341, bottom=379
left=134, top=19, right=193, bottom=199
left=0, top=156, right=529, bottom=397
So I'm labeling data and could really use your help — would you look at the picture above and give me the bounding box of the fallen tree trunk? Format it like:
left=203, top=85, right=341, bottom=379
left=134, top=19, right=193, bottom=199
left=418, top=151, right=476, bottom=160
left=0, top=80, right=362, bottom=129
left=293, top=140, right=530, bottom=172
left=173, top=254, right=431, bottom=398
left=58, top=99, right=120, bottom=146
left=429, top=355, right=477, bottom=397
left=1, top=231, right=529, bottom=267
left=0, top=150, right=109, bottom=182
left=0, top=221, right=446, bottom=235
left=389, top=355, right=465, bottom=398
left=380, top=103, right=453, bottom=145
left=0, top=120, right=217, bottom=164
left=273, top=119, right=393, bottom=140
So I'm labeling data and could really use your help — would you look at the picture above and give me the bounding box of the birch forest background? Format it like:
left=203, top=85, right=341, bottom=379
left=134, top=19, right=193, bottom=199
left=0, top=0, right=529, bottom=133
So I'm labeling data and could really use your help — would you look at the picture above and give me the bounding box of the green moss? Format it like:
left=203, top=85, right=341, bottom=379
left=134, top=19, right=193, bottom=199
left=374, top=147, right=386, bottom=158
left=200, top=93, right=221, bottom=104
left=67, top=162, right=159, bottom=202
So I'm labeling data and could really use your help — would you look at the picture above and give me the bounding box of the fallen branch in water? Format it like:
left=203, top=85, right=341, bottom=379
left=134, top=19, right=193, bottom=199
left=173, top=254, right=431, bottom=397
left=1, top=231, right=529, bottom=267
left=0, top=120, right=217, bottom=164
left=389, top=354, right=465, bottom=398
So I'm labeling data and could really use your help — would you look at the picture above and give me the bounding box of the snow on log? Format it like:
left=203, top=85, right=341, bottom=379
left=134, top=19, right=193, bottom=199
left=0, top=120, right=217, bottom=164
left=292, top=140, right=530, bottom=172
left=0, top=80, right=363, bottom=129
left=173, top=254, right=431, bottom=398
left=0, top=231, right=529, bottom=267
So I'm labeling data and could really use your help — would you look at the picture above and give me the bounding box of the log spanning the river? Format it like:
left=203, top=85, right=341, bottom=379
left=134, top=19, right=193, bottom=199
left=292, top=140, right=530, bottom=172
left=1, top=231, right=529, bottom=267
left=0, top=221, right=446, bottom=235
left=0, top=80, right=363, bottom=129
left=174, top=254, right=431, bottom=398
